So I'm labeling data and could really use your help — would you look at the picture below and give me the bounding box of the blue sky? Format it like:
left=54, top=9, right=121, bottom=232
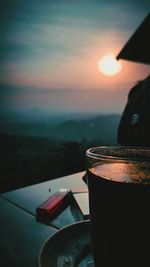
left=0, top=0, right=149, bottom=114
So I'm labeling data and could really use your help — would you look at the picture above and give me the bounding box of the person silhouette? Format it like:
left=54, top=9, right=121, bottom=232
left=117, top=74, right=150, bottom=147
left=116, top=12, right=150, bottom=147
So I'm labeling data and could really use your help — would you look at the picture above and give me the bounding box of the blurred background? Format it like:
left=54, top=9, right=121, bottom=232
left=0, top=0, right=149, bottom=192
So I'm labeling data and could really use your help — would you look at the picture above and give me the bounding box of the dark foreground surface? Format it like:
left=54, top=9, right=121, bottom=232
left=0, top=171, right=91, bottom=267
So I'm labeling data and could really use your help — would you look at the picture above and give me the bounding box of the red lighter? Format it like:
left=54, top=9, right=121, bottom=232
left=36, top=188, right=71, bottom=220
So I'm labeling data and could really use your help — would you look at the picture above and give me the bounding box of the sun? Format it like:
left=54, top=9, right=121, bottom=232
left=97, top=53, right=122, bottom=76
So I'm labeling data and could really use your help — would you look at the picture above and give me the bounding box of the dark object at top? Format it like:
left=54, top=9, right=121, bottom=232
left=116, top=12, right=150, bottom=65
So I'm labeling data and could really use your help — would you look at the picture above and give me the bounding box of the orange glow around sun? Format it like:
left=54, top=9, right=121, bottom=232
left=97, top=53, right=122, bottom=76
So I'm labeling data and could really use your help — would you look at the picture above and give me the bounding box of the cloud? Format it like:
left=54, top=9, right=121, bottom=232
left=0, top=0, right=149, bottom=88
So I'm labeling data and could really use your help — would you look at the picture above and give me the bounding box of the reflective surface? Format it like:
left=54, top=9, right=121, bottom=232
left=0, top=171, right=89, bottom=267
left=90, top=161, right=150, bottom=184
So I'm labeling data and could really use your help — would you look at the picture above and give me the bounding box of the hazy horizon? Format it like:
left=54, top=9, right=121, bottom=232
left=0, top=81, right=140, bottom=118
left=1, top=0, right=149, bottom=196
left=0, top=1, right=149, bottom=121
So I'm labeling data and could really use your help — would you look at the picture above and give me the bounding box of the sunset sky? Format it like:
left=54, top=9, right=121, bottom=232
left=0, top=0, right=150, bottom=115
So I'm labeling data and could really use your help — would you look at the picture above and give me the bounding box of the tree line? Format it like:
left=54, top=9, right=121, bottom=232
left=0, top=134, right=103, bottom=193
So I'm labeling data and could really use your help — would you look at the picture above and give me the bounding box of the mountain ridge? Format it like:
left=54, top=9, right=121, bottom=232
left=0, top=113, right=121, bottom=144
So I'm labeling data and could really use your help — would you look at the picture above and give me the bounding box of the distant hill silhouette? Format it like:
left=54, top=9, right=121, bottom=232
left=0, top=114, right=121, bottom=144
left=0, top=113, right=121, bottom=192
left=50, top=114, right=121, bottom=144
